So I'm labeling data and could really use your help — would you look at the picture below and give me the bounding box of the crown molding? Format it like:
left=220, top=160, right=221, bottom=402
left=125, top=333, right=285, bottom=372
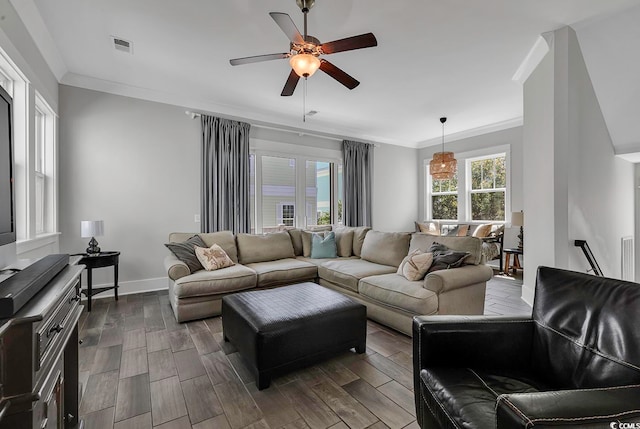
left=415, top=117, right=523, bottom=149
left=511, top=32, right=553, bottom=85
left=9, top=0, right=67, bottom=80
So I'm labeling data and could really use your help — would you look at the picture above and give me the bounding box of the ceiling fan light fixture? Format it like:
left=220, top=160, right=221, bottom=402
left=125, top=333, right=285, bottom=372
left=290, top=53, right=321, bottom=77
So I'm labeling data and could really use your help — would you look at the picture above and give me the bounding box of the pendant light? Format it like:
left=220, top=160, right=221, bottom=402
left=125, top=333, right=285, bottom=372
left=429, top=117, right=457, bottom=180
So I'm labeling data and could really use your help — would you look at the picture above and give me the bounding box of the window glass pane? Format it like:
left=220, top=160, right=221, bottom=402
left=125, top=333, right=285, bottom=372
left=306, top=161, right=331, bottom=226
left=432, top=194, right=457, bottom=220
left=35, top=173, right=44, bottom=234
left=495, top=156, right=506, bottom=187
left=261, top=156, right=295, bottom=232
left=35, top=110, right=44, bottom=174
left=471, top=191, right=505, bottom=221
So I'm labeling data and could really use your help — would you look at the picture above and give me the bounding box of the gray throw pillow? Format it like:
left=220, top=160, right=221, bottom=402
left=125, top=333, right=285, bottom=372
left=165, top=234, right=207, bottom=274
left=427, top=242, right=470, bottom=273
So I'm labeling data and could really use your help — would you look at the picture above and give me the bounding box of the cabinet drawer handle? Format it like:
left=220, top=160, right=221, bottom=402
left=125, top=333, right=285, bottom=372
left=47, top=324, right=63, bottom=337
left=69, top=294, right=81, bottom=304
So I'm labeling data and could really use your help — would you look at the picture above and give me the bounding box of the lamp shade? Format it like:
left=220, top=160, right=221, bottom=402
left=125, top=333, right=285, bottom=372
left=81, top=220, right=104, bottom=238
left=511, top=211, right=524, bottom=227
left=289, top=53, right=321, bottom=77
left=429, top=152, right=457, bottom=180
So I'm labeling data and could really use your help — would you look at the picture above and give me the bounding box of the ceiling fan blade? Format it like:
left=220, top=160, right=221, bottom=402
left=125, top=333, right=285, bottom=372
left=281, top=69, right=300, bottom=96
left=269, top=12, right=305, bottom=44
left=230, top=53, right=289, bottom=66
left=319, top=60, right=359, bottom=90
left=321, top=33, right=377, bottom=55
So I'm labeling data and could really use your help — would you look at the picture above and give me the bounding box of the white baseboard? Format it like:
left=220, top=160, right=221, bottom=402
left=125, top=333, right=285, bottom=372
left=87, top=277, right=168, bottom=299
left=521, top=284, right=534, bottom=307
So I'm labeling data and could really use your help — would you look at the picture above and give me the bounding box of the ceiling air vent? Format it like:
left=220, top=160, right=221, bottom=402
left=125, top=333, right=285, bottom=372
left=110, top=36, right=133, bottom=54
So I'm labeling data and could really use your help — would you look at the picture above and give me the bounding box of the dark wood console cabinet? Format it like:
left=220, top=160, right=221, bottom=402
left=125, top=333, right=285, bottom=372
left=0, top=264, right=84, bottom=429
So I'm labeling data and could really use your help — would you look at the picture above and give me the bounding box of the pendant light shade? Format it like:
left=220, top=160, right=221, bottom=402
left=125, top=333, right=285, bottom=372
left=430, top=117, right=457, bottom=180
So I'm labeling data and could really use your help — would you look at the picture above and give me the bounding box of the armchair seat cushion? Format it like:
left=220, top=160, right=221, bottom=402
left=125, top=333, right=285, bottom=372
left=359, top=274, right=438, bottom=315
left=420, top=367, right=548, bottom=429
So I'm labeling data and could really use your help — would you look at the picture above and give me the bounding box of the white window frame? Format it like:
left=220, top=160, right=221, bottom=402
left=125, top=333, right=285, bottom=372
left=424, top=144, right=511, bottom=224
left=251, top=148, right=342, bottom=233
left=34, top=93, right=57, bottom=236
left=466, top=153, right=508, bottom=222
left=424, top=165, right=458, bottom=222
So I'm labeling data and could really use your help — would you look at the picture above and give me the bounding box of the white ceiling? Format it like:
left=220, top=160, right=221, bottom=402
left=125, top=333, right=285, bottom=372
left=13, top=0, right=640, bottom=148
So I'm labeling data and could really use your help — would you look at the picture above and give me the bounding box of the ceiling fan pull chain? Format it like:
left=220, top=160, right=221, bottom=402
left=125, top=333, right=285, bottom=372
left=303, top=78, right=307, bottom=122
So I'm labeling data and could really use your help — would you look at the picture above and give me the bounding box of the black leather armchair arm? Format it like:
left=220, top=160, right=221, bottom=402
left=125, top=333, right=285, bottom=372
left=496, top=385, right=640, bottom=428
left=413, top=315, right=534, bottom=370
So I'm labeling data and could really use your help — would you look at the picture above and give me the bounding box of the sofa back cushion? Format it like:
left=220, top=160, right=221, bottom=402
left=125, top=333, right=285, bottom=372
left=409, top=233, right=482, bottom=265
left=236, top=232, right=295, bottom=264
left=333, top=225, right=371, bottom=257
left=288, top=229, right=304, bottom=256
left=532, top=267, right=640, bottom=389
left=169, top=231, right=238, bottom=263
left=360, top=231, right=411, bottom=268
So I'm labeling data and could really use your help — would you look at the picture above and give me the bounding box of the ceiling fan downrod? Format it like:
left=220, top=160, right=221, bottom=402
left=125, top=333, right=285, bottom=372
left=297, top=0, right=314, bottom=39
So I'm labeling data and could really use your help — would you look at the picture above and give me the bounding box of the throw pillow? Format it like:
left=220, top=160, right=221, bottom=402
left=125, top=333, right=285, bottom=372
left=194, top=243, right=235, bottom=271
left=445, top=225, right=460, bottom=236
left=311, top=231, right=337, bottom=259
left=165, top=234, right=207, bottom=274
left=302, top=230, right=325, bottom=257
left=472, top=223, right=493, bottom=238
left=457, top=224, right=470, bottom=236
left=415, top=221, right=440, bottom=236
left=397, top=250, right=433, bottom=281
left=427, top=242, right=470, bottom=273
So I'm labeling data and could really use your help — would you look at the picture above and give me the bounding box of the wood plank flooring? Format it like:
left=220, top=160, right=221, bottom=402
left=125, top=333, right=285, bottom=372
left=78, top=275, right=529, bottom=429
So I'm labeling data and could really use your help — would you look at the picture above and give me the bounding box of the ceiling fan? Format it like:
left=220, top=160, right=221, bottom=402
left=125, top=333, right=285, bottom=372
left=229, top=0, right=377, bottom=96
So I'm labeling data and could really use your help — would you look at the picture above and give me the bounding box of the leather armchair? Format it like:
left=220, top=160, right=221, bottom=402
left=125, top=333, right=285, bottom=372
left=413, top=266, right=640, bottom=428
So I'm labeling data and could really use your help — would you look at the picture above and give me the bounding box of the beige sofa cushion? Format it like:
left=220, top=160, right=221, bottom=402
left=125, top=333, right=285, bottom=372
left=358, top=274, right=438, bottom=315
left=333, top=226, right=371, bottom=257
left=318, top=259, right=397, bottom=292
left=335, top=230, right=354, bottom=257
left=360, top=231, right=411, bottom=268
left=173, top=264, right=256, bottom=298
left=169, top=231, right=239, bottom=263
left=409, top=233, right=483, bottom=265
left=236, top=232, right=295, bottom=264
left=245, top=258, right=317, bottom=287
left=288, top=229, right=304, bottom=256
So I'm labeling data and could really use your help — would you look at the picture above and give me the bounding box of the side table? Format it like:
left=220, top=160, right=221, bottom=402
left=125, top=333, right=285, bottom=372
left=503, top=248, right=523, bottom=275
left=75, top=251, right=120, bottom=311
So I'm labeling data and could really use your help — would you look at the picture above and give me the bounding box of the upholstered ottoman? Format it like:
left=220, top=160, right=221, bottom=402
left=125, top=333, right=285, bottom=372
left=222, top=282, right=367, bottom=389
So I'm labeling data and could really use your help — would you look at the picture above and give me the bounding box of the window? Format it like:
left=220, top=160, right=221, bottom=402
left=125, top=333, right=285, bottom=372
left=251, top=152, right=342, bottom=233
left=0, top=46, right=58, bottom=245
left=468, top=154, right=506, bottom=221
left=429, top=173, right=458, bottom=220
left=425, top=148, right=509, bottom=223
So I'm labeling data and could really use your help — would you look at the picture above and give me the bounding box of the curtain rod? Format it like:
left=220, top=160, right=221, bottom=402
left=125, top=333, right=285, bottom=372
left=185, top=110, right=380, bottom=147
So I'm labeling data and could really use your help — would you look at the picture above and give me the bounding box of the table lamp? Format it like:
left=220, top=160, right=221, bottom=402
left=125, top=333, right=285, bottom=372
left=511, top=211, right=524, bottom=250
left=81, top=220, right=104, bottom=255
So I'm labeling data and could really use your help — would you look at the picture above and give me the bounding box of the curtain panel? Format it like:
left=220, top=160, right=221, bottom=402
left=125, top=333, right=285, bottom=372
left=342, top=140, right=373, bottom=227
left=201, top=115, right=251, bottom=234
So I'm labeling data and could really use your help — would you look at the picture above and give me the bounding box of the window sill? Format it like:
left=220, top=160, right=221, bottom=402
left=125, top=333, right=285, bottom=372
left=17, top=232, right=61, bottom=254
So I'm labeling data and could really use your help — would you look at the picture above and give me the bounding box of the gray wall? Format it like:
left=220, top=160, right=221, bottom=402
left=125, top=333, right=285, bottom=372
left=58, top=85, right=418, bottom=294
left=417, top=126, right=524, bottom=247
left=59, top=85, right=200, bottom=293
left=522, top=27, right=635, bottom=303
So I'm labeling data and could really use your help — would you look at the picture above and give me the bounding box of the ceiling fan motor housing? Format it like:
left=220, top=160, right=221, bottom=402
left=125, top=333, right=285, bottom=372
left=296, top=0, right=315, bottom=12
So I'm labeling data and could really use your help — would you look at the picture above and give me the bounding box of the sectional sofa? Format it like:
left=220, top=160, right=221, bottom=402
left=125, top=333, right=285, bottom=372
left=164, top=226, right=493, bottom=335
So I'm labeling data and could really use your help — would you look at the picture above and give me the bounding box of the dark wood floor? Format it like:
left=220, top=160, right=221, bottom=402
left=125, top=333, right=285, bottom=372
left=78, top=274, right=529, bottom=429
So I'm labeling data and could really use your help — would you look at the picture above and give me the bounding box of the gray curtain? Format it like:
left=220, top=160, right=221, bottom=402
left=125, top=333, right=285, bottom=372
left=201, top=115, right=251, bottom=234
left=343, top=140, right=373, bottom=227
